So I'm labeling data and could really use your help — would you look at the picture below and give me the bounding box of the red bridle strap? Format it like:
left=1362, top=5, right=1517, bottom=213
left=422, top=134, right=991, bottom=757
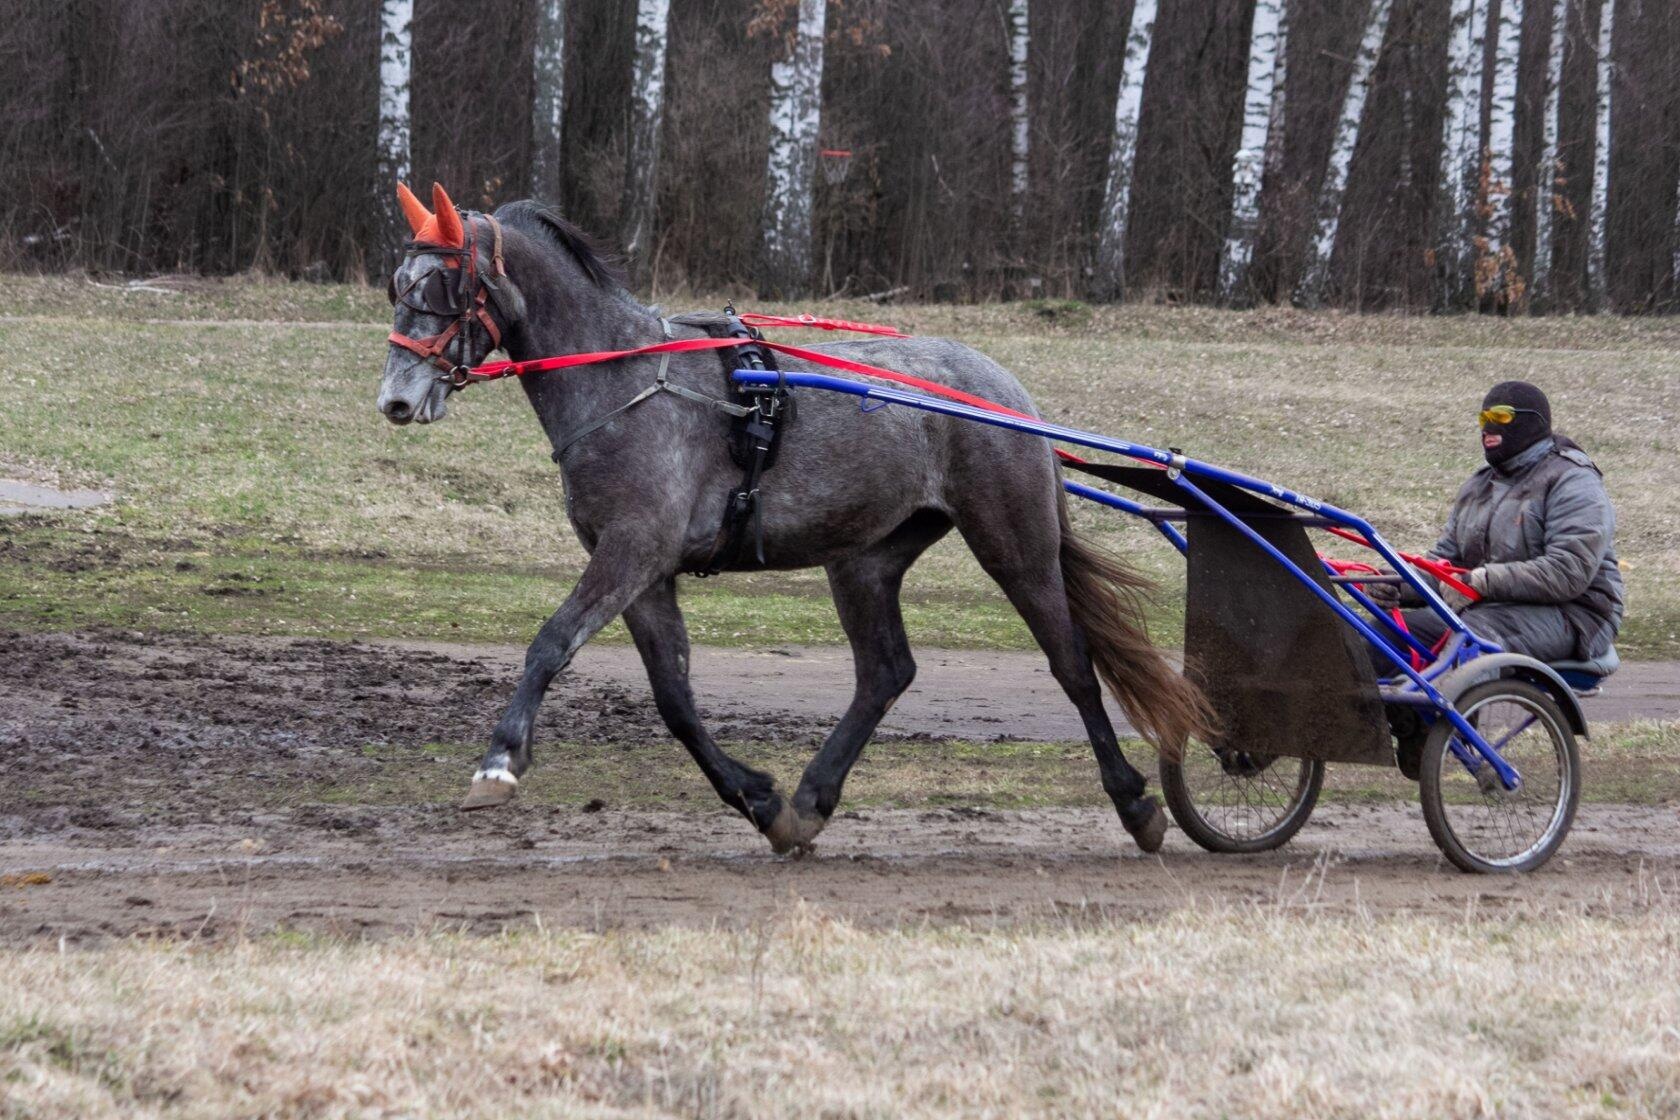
left=386, top=219, right=507, bottom=383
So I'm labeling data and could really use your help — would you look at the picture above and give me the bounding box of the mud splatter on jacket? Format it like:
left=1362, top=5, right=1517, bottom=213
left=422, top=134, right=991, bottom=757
left=1431, top=437, right=1624, bottom=659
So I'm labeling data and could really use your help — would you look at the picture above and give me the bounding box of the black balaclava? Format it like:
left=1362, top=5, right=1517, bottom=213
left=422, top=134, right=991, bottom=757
left=1481, top=380, right=1552, bottom=467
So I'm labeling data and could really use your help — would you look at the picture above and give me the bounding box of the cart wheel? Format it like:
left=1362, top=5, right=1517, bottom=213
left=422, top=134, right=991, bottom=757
left=1419, top=679, right=1580, bottom=874
left=1159, top=746, right=1324, bottom=854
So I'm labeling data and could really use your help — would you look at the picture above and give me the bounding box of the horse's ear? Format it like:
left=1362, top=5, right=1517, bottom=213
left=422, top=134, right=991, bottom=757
left=431, top=182, right=464, bottom=248
left=396, top=182, right=430, bottom=237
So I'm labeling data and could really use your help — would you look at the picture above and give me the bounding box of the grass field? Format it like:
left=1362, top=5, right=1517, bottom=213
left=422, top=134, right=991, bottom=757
left=3, top=275, right=1678, bottom=655
left=4, top=903, right=1678, bottom=1118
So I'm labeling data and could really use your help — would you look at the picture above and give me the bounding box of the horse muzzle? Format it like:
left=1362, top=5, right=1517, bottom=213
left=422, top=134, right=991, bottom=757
left=378, top=374, right=450, bottom=425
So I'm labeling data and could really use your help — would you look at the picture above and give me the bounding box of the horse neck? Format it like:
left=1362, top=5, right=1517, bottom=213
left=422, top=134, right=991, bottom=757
left=506, top=253, right=660, bottom=361
left=500, top=234, right=665, bottom=446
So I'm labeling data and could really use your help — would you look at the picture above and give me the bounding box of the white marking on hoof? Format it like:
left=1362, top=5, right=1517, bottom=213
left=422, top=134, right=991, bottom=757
left=461, top=770, right=519, bottom=811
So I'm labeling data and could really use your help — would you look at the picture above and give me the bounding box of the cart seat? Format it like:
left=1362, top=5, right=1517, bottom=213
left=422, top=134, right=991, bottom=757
left=1550, top=646, right=1620, bottom=696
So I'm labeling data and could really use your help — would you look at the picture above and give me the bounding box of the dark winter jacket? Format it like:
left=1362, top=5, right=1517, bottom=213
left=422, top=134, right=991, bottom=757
left=1431, top=437, right=1624, bottom=659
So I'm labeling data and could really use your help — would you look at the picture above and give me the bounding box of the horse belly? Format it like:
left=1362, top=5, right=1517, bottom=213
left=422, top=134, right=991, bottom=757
left=741, top=397, right=944, bottom=568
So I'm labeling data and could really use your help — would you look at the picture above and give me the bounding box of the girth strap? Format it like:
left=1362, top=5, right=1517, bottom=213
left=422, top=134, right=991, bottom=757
left=688, top=307, right=789, bottom=578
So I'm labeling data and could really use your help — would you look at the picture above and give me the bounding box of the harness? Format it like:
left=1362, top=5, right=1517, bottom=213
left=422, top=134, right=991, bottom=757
left=543, top=307, right=792, bottom=576
left=702, top=306, right=793, bottom=576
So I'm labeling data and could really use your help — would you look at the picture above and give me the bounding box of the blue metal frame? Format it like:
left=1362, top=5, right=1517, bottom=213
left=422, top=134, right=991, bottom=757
left=734, top=368, right=1521, bottom=789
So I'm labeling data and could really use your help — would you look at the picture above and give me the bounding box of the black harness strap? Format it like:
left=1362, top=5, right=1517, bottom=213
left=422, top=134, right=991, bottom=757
left=688, top=305, right=793, bottom=577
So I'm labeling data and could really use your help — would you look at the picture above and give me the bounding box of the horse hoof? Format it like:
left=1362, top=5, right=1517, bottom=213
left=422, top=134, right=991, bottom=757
left=764, top=800, right=826, bottom=856
left=460, top=773, right=518, bottom=811
left=1124, top=798, right=1169, bottom=854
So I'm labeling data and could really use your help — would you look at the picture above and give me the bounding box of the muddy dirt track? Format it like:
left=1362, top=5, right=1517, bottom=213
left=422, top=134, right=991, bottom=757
left=2, top=629, right=1677, bottom=942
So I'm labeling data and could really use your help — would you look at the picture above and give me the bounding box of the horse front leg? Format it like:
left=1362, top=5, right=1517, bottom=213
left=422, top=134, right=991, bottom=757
left=462, top=537, right=667, bottom=809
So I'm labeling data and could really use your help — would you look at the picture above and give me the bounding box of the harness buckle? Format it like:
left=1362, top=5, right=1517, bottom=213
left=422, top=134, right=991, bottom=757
left=443, top=364, right=473, bottom=389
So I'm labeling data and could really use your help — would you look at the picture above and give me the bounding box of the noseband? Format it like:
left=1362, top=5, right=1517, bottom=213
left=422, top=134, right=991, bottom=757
left=387, top=215, right=517, bottom=389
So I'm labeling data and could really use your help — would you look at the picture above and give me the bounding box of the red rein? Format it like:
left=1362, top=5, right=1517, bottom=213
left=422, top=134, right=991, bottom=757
left=433, top=312, right=1476, bottom=600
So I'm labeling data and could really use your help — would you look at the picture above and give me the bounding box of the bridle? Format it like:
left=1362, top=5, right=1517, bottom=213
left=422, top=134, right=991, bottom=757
left=386, top=214, right=521, bottom=389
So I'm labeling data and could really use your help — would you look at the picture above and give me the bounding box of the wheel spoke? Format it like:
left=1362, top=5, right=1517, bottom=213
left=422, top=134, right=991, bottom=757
left=1175, top=746, right=1316, bottom=845
left=1434, top=694, right=1571, bottom=869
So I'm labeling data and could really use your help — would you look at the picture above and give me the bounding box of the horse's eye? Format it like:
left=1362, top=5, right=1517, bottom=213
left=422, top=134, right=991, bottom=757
left=386, top=277, right=399, bottom=307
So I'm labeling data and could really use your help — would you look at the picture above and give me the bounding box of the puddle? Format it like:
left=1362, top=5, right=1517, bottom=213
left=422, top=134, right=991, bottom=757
left=0, top=479, right=111, bottom=515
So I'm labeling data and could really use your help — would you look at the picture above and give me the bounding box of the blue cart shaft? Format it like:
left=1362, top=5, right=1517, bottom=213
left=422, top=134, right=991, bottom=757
left=733, top=367, right=1521, bottom=789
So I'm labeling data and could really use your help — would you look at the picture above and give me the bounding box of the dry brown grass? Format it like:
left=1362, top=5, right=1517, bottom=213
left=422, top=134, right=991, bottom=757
left=4, top=897, right=1679, bottom=1119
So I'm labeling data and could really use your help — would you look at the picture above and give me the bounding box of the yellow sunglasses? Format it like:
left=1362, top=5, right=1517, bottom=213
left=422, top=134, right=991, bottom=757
left=1479, top=405, right=1542, bottom=426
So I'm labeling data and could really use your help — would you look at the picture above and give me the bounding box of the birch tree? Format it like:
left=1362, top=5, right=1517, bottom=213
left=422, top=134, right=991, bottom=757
left=1437, top=0, right=1486, bottom=303
left=1295, top=0, right=1394, bottom=306
left=1005, top=0, right=1030, bottom=217
left=1220, top=0, right=1289, bottom=299
left=377, top=0, right=413, bottom=243
left=1530, top=0, right=1567, bottom=296
left=622, top=0, right=672, bottom=284
left=530, top=0, right=566, bottom=201
left=1482, top=0, right=1524, bottom=275
left=760, top=0, right=828, bottom=296
left=1589, top=0, right=1614, bottom=302
left=1092, top=0, right=1155, bottom=299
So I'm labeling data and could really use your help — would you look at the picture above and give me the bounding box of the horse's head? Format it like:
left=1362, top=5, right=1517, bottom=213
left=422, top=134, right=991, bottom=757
left=379, top=182, right=526, bottom=424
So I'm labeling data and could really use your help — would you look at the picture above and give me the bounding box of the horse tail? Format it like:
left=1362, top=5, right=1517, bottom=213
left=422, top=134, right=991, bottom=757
left=1057, top=492, right=1214, bottom=764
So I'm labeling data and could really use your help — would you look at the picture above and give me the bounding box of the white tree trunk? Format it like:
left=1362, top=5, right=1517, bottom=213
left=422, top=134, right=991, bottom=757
left=1295, top=0, right=1394, bottom=306
left=622, top=0, right=672, bottom=280
left=761, top=0, right=828, bottom=295
left=1483, top=0, right=1524, bottom=263
left=1589, top=0, right=1614, bottom=302
left=1438, top=0, right=1486, bottom=302
left=1006, top=0, right=1030, bottom=214
left=531, top=0, right=566, bottom=201
left=377, top=0, right=413, bottom=237
left=1220, top=0, right=1289, bottom=299
left=1531, top=0, right=1568, bottom=295
left=1093, top=0, right=1156, bottom=297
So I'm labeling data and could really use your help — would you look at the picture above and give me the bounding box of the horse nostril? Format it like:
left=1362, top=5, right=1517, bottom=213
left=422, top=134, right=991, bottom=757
left=384, top=398, right=411, bottom=421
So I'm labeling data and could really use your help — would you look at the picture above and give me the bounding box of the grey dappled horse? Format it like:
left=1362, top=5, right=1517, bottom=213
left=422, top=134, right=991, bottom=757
left=378, top=183, right=1209, bottom=855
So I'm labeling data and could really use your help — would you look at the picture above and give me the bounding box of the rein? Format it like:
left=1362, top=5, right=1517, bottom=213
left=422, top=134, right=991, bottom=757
left=390, top=301, right=1473, bottom=595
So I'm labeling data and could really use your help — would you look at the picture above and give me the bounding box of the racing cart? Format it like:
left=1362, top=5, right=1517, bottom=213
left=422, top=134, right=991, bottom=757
left=739, top=368, right=1607, bottom=874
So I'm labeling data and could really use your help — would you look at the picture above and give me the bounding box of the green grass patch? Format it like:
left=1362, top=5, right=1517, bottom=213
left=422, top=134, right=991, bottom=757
left=2, top=277, right=1675, bottom=654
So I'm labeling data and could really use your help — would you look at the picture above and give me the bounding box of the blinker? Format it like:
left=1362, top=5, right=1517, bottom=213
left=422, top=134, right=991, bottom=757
left=393, top=267, right=465, bottom=317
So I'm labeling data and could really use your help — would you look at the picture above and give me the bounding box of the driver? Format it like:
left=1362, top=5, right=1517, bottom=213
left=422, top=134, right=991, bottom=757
left=1369, top=381, right=1623, bottom=664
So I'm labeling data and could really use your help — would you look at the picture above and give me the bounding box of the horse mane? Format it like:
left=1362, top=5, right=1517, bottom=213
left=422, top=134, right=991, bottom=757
left=494, top=199, right=624, bottom=290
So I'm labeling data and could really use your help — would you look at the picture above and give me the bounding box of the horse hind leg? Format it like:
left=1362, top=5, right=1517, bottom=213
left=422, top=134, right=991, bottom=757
left=954, top=512, right=1172, bottom=852
left=778, top=531, right=934, bottom=852
left=622, top=578, right=790, bottom=841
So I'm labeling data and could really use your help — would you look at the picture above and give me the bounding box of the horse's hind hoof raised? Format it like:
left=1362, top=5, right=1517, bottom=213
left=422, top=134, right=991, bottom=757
left=764, top=800, right=826, bottom=856
left=460, top=772, right=518, bottom=811
left=1123, top=796, right=1170, bottom=854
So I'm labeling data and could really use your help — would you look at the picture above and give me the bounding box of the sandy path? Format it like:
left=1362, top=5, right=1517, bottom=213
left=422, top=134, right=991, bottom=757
left=5, top=802, right=1677, bottom=942
left=2, top=629, right=1675, bottom=943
